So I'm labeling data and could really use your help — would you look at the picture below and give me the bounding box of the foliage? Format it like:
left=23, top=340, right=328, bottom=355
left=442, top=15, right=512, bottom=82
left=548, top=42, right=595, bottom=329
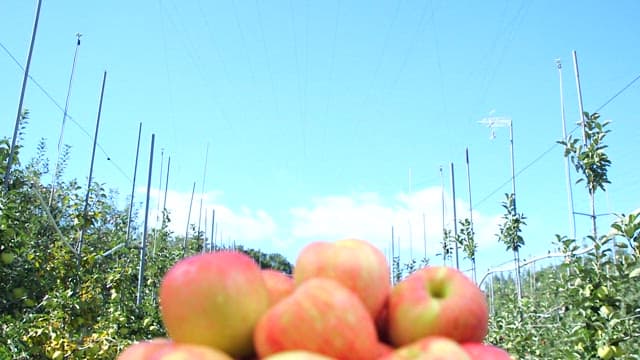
left=559, top=111, right=612, bottom=238
left=0, top=132, right=292, bottom=359
left=456, top=218, right=477, bottom=281
left=560, top=112, right=612, bottom=195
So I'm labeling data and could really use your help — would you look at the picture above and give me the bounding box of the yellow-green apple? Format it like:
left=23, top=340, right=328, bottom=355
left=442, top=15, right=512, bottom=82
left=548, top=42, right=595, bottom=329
left=116, top=338, right=172, bottom=359
left=254, top=277, right=379, bottom=359
left=262, top=350, right=336, bottom=359
left=261, top=269, right=295, bottom=306
left=1, top=251, right=15, bottom=264
left=381, top=336, right=471, bottom=360
left=388, top=266, right=488, bottom=346
left=461, top=343, right=512, bottom=359
left=293, top=239, right=390, bottom=317
left=159, top=251, right=269, bottom=358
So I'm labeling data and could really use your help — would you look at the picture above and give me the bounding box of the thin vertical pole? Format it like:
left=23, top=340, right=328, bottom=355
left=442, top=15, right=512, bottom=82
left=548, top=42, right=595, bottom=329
left=391, top=226, right=395, bottom=284
left=214, top=209, right=216, bottom=251
left=162, top=156, right=171, bottom=222
left=153, top=149, right=164, bottom=256
left=202, top=208, right=208, bottom=253
left=408, top=220, right=413, bottom=264
left=50, top=34, right=82, bottom=205
left=78, top=71, right=107, bottom=261
left=197, top=143, right=210, bottom=248
left=465, top=148, right=474, bottom=226
left=4, top=0, right=44, bottom=189
left=136, top=134, right=155, bottom=306
left=572, top=50, right=588, bottom=146
left=183, top=182, right=196, bottom=257
left=440, top=166, right=446, bottom=265
left=422, top=212, right=427, bottom=261
left=556, top=59, right=577, bottom=239
left=450, top=162, right=459, bottom=270
left=508, top=120, right=522, bottom=302
left=125, top=122, right=142, bottom=246
left=509, top=122, right=516, bottom=212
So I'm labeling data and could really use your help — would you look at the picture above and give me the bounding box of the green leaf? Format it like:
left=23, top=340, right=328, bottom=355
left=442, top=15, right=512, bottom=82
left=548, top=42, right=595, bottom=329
left=629, top=267, right=640, bottom=278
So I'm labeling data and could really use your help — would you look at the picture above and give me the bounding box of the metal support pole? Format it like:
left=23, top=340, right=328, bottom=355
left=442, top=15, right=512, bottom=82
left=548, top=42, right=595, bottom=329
left=4, top=0, right=43, bottom=190
left=572, top=50, right=588, bottom=146
left=450, top=162, right=459, bottom=270
left=78, top=71, right=107, bottom=261
left=556, top=59, right=577, bottom=239
left=125, top=122, right=142, bottom=246
left=136, top=134, right=155, bottom=306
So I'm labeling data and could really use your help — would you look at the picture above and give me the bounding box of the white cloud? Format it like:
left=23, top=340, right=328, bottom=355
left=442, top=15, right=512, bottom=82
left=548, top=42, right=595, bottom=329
left=289, top=186, right=503, bottom=264
left=133, top=186, right=505, bottom=270
left=138, top=188, right=277, bottom=250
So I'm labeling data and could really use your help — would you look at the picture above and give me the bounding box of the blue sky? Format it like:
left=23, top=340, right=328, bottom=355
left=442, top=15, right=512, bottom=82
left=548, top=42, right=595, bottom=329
left=2, top=0, right=639, bottom=282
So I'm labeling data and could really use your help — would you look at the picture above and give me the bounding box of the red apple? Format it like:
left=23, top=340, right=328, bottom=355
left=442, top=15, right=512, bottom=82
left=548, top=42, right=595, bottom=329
left=461, top=343, right=513, bottom=359
left=293, top=239, right=390, bottom=317
left=372, top=342, right=394, bottom=358
left=159, top=251, right=270, bottom=358
left=261, top=269, right=295, bottom=306
left=388, top=266, right=489, bottom=346
left=381, top=336, right=471, bottom=360
left=262, top=350, right=336, bottom=359
left=254, top=278, right=379, bottom=360
left=117, top=338, right=172, bottom=359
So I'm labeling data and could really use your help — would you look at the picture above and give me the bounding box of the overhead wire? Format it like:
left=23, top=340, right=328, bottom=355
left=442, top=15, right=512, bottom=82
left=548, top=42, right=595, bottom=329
left=1, top=40, right=132, bottom=183
left=321, top=0, right=342, bottom=163
left=473, top=72, right=640, bottom=210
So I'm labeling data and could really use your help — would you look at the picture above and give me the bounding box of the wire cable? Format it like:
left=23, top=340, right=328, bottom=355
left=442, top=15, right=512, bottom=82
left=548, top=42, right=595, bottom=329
left=1, top=40, right=132, bottom=183
left=474, top=70, right=640, bottom=210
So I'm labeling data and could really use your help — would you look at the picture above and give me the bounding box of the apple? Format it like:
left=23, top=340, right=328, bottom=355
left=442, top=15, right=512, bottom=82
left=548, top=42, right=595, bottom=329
left=1, top=251, right=15, bottom=264
left=373, top=342, right=394, bottom=358
left=461, top=343, right=512, bottom=359
left=117, top=339, right=233, bottom=359
left=388, top=266, right=489, bottom=346
left=293, top=239, right=390, bottom=317
left=254, top=277, right=379, bottom=360
left=375, top=296, right=391, bottom=343
left=261, top=269, right=295, bottom=306
left=159, top=251, right=270, bottom=358
left=262, top=350, right=336, bottom=359
left=151, top=343, right=234, bottom=359
left=117, top=338, right=172, bottom=360
left=381, top=336, right=471, bottom=360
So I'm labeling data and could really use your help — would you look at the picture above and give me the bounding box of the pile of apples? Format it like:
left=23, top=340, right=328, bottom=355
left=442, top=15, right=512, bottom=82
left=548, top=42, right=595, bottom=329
left=117, top=239, right=513, bottom=359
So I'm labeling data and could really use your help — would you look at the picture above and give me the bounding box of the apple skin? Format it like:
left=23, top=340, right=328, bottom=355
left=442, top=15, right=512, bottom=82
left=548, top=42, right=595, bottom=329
left=388, top=266, right=489, bottom=346
left=254, top=277, right=379, bottom=360
left=261, top=269, right=295, bottom=306
left=159, top=251, right=270, bottom=358
left=151, top=343, right=234, bottom=359
left=381, top=336, right=471, bottom=360
left=262, top=350, right=336, bottom=359
left=293, top=239, right=390, bottom=317
left=461, top=343, right=513, bottom=360
left=116, top=338, right=172, bottom=360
